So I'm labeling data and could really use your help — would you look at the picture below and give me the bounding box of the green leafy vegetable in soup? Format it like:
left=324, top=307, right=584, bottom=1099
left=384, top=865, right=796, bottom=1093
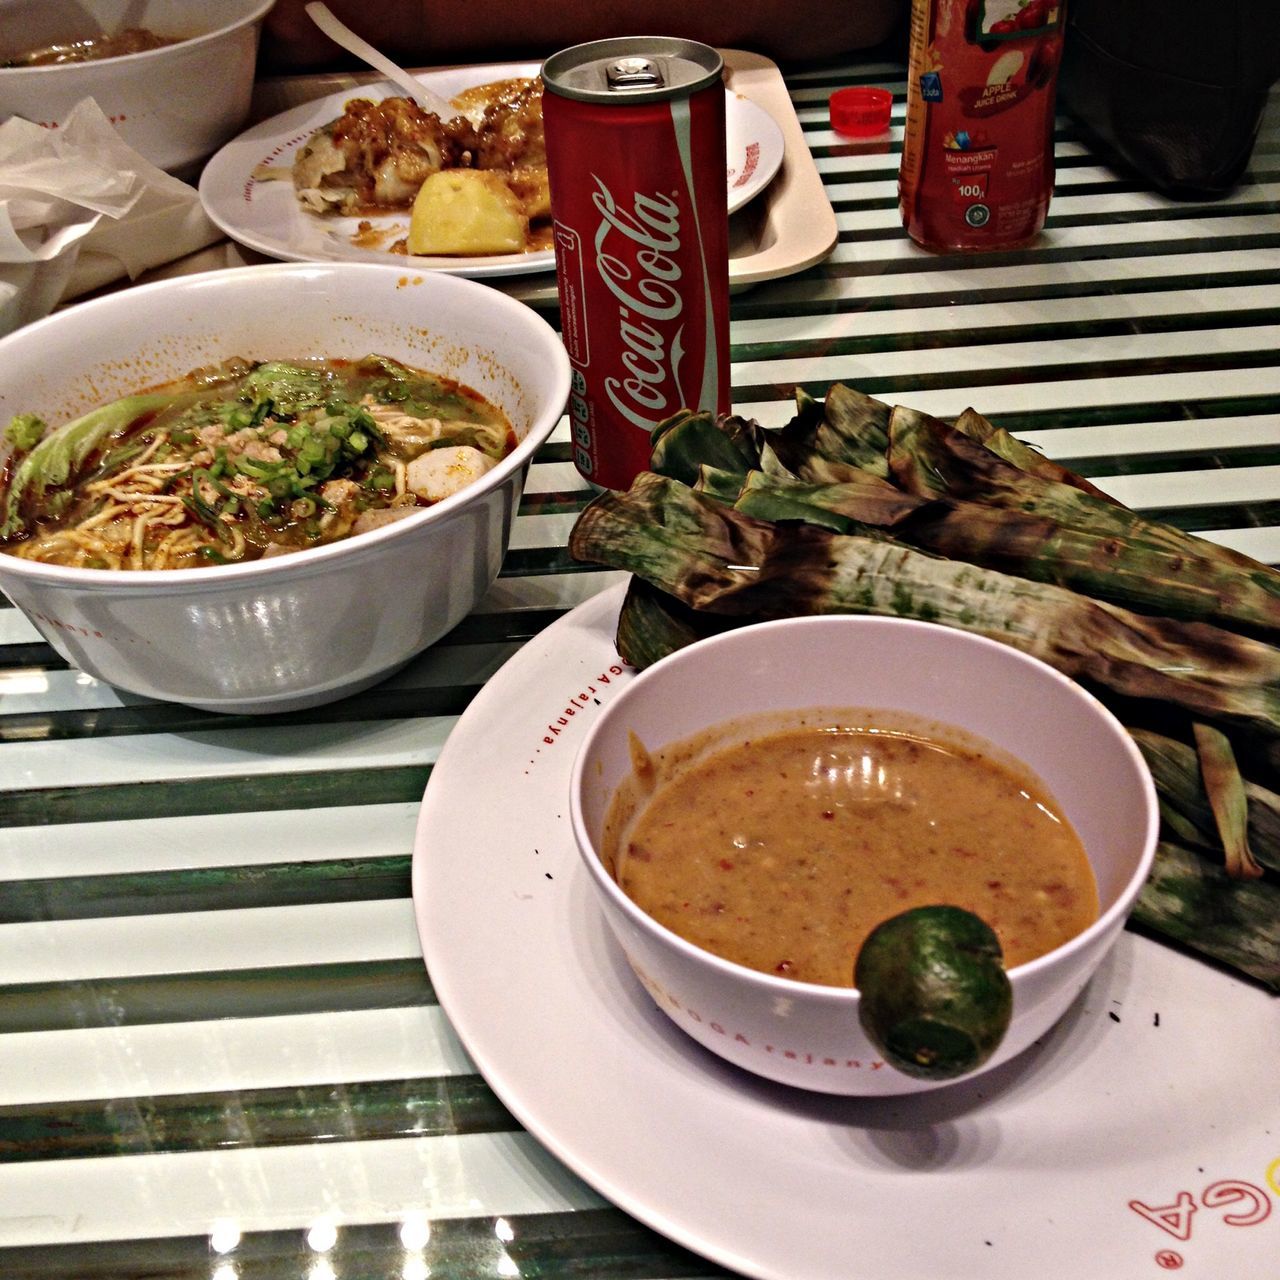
left=0, top=355, right=513, bottom=570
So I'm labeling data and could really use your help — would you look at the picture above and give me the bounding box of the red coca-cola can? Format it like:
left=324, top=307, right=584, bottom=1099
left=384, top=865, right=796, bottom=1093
left=541, top=37, right=731, bottom=490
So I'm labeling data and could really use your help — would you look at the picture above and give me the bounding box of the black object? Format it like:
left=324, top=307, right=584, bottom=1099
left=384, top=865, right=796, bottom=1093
left=1056, top=0, right=1280, bottom=198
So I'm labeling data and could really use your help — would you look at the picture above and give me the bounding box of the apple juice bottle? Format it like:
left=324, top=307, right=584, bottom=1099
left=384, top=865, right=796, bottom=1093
left=899, top=0, right=1067, bottom=251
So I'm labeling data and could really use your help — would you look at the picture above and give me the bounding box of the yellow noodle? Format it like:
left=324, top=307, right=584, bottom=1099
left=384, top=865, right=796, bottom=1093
left=84, top=440, right=182, bottom=496
left=129, top=433, right=171, bottom=469
left=98, top=489, right=185, bottom=507
left=151, top=528, right=184, bottom=569
left=76, top=503, right=129, bottom=532
left=220, top=521, right=246, bottom=561
left=53, top=529, right=125, bottom=569
left=154, top=527, right=211, bottom=570
left=130, top=514, right=156, bottom=566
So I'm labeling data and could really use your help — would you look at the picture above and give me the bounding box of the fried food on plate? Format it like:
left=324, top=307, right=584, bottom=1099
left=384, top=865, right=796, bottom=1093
left=292, top=76, right=550, bottom=255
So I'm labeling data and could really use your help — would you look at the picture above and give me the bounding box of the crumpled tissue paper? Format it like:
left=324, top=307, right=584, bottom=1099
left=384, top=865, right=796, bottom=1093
left=0, top=98, right=222, bottom=337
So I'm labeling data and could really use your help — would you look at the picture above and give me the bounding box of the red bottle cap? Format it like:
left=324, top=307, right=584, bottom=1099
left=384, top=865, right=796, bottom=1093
left=830, top=86, right=893, bottom=138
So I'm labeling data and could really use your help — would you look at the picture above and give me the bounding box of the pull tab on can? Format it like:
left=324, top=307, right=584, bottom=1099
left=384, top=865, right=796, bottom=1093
left=605, top=57, right=665, bottom=91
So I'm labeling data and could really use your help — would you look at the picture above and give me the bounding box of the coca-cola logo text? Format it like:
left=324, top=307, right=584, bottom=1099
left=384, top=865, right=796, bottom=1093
left=591, top=179, right=688, bottom=430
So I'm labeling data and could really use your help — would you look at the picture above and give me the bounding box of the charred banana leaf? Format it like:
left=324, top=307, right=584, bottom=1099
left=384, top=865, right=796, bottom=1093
left=1130, top=729, right=1280, bottom=875
left=1193, top=722, right=1265, bottom=879
left=896, top=496, right=1280, bottom=633
left=615, top=576, right=740, bottom=669
left=888, top=405, right=1280, bottom=639
left=649, top=410, right=762, bottom=486
left=776, top=383, right=891, bottom=478
left=571, top=387, right=1280, bottom=991
left=729, top=469, right=925, bottom=535
left=952, top=406, right=1118, bottom=503
left=569, top=473, right=1280, bottom=739
left=1131, top=842, right=1280, bottom=991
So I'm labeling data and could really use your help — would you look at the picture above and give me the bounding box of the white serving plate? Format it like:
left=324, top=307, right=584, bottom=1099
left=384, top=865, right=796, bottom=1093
left=413, top=583, right=1280, bottom=1280
left=200, top=61, right=785, bottom=279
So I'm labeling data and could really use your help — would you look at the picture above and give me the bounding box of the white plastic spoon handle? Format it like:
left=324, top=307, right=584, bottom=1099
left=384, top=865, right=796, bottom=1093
left=303, top=2, right=455, bottom=116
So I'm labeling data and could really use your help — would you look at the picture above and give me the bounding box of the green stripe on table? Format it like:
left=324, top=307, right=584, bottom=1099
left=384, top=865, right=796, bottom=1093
left=519, top=490, right=594, bottom=516
left=0, top=687, right=478, bottom=744
left=832, top=208, right=1280, bottom=245
left=735, top=348, right=1280, bottom=404
left=732, top=266, right=1280, bottom=319
left=0, top=686, right=476, bottom=747
left=500, top=545, right=585, bottom=576
left=974, top=393, right=1280, bottom=438
left=0, top=642, right=59, bottom=669
left=1138, top=499, right=1280, bottom=536
left=825, top=228, right=1280, bottom=274
left=0, top=854, right=412, bottom=923
left=534, top=441, right=573, bottom=464
left=731, top=307, right=1280, bottom=365
left=1082, top=445, right=1280, bottom=479
left=0, top=958, right=435, bottom=1033
left=1049, top=194, right=1280, bottom=229
left=0, top=1208, right=728, bottom=1280
left=444, top=606, right=568, bottom=645
left=789, top=66, right=906, bottom=91
left=0, top=1074, right=517, bottom=1162
left=0, top=764, right=433, bottom=827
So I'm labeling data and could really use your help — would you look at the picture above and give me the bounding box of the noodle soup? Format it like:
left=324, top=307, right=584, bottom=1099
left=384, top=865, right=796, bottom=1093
left=0, top=354, right=513, bottom=570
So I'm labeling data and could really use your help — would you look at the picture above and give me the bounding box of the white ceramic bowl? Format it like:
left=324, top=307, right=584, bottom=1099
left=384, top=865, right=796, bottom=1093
left=0, top=262, right=570, bottom=713
left=0, top=0, right=272, bottom=172
left=571, top=615, right=1159, bottom=1096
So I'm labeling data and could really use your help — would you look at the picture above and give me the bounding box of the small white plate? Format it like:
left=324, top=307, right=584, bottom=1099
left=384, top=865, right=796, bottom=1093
left=199, top=62, right=785, bottom=279
left=413, top=582, right=1280, bottom=1280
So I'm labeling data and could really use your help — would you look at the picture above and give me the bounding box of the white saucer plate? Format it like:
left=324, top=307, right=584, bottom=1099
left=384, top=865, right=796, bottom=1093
left=200, top=63, right=784, bottom=279
left=413, top=582, right=1280, bottom=1280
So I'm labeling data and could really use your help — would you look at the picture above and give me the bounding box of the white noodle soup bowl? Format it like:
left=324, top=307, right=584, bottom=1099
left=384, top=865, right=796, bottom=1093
left=570, top=615, right=1159, bottom=1096
left=0, top=0, right=274, bottom=174
left=0, top=262, right=570, bottom=713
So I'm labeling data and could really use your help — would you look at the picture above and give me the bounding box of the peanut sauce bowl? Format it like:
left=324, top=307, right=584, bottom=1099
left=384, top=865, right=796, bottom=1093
left=0, top=0, right=273, bottom=174
left=570, top=615, right=1159, bottom=1096
left=0, top=262, right=570, bottom=713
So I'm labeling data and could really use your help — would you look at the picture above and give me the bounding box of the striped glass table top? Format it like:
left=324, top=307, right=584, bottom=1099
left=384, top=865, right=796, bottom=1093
left=1, top=54, right=1278, bottom=1280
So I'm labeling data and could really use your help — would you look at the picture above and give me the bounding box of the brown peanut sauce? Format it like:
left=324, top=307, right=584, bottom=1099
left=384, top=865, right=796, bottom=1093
left=602, top=709, right=1098, bottom=988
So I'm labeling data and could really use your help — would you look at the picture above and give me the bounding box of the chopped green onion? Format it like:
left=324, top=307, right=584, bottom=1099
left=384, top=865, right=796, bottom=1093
left=235, top=456, right=281, bottom=480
